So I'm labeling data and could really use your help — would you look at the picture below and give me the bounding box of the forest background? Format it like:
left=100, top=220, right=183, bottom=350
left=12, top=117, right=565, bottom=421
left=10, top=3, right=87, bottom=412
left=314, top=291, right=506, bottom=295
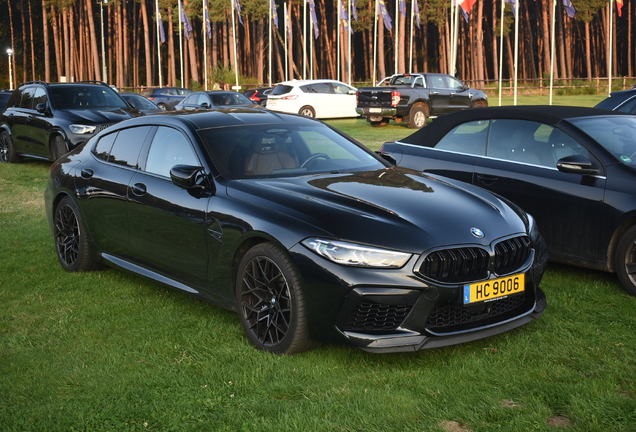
left=0, top=0, right=634, bottom=93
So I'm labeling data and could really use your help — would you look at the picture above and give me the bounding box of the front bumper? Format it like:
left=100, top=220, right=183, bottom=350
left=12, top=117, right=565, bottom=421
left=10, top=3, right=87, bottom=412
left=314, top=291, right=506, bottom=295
left=290, top=233, right=549, bottom=353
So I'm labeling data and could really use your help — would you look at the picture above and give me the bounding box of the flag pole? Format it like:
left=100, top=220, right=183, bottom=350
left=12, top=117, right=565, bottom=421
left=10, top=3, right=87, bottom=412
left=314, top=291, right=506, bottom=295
left=498, top=0, right=504, bottom=106
left=394, top=0, right=398, bottom=74
left=348, top=0, right=352, bottom=84
left=451, top=4, right=459, bottom=75
left=338, top=0, right=341, bottom=81
left=608, top=0, right=613, bottom=96
left=269, top=0, right=272, bottom=86
left=549, top=0, right=556, bottom=105
left=178, top=0, right=184, bottom=87
left=203, top=0, right=208, bottom=90
left=284, top=3, right=288, bottom=81
left=513, top=4, right=519, bottom=105
left=155, top=0, right=162, bottom=88
left=409, top=0, right=414, bottom=73
left=231, top=0, right=239, bottom=90
left=303, top=0, right=307, bottom=79
left=373, top=0, right=378, bottom=85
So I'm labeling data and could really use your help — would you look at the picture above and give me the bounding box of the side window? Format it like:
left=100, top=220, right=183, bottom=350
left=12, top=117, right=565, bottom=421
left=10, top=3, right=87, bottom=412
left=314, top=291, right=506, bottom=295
left=145, top=126, right=199, bottom=178
left=435, top=120, right=489, bottom=156
left=448, top=77, right=464, bottom=90
left=332, top=83, right=350, bottom=94
left=93, top=132, right=118, bottom=161
left=108, top=126, right=152, bottom=168
left=33, top=88, right=47, bottom=108
left=486, top=119, right=585, bottom=167
left=429, top=75, right=446, bottom=89
left=414, top=77, right=424, bottom=87
left=19, top=87, right=35, bottom=109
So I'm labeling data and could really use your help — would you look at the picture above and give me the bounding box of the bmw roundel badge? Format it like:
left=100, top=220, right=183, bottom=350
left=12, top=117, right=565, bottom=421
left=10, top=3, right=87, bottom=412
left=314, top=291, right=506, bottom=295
left=471, top=228, right=485, bottom=238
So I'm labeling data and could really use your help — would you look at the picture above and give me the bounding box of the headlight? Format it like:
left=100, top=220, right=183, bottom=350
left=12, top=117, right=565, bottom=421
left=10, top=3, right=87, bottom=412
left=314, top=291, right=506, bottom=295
left=69, top=124, right=97, bottom=134
left=302, top=238, right=411, bottom=268
left=527, top=213, right=540, bottom=243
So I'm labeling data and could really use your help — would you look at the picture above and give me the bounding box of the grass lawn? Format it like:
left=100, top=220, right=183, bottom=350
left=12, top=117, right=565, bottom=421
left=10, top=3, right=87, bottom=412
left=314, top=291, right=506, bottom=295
left=1, top=95, right=635, bottom=431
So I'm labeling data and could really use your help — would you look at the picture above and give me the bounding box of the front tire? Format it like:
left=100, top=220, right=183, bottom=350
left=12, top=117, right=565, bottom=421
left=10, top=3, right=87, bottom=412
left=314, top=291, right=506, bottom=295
left=0, top=130, right=22, bottom=163
left=615, top=226, right=636, bottom=296
left=236, top=243, right=318, bottom=354
left=54, top=196, right=99, bottom=272
left=298, top=106, right=316, bottom=118
left=52, top=136, right=68, bottom=161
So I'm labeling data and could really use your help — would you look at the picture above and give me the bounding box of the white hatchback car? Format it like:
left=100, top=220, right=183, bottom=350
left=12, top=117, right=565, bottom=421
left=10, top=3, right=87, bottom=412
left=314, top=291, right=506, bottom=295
left=266, top=79, right=358, bottom=119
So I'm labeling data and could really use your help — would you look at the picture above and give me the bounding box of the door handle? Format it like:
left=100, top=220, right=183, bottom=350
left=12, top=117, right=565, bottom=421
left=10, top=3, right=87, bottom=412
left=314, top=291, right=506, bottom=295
left=430, top=91, right=439, bottom=95
left=26, top=115, right=33, bottom=121
left=131, top=183, right=147, bottom=196
left=476, top=174, right=498, bottom=185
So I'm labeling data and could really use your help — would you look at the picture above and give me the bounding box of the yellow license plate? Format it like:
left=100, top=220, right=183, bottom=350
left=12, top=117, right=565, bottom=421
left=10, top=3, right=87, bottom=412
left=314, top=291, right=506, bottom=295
left=463, top=274, right=525, bottom=304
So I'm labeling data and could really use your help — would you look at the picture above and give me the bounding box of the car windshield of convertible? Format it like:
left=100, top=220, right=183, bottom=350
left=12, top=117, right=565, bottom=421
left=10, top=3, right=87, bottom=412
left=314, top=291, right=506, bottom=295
left=569, top=115, right=636, bottom=166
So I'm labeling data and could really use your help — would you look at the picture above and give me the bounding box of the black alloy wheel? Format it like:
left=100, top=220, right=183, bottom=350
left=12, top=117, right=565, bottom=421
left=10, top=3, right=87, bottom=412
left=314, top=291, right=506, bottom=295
left=236, top=243, right=317, bottom=354
left=54, top=196, right=98, bottom=272
left=0, top=131, right=22, bottom=163
left=616, top=225, right=636, bottom=296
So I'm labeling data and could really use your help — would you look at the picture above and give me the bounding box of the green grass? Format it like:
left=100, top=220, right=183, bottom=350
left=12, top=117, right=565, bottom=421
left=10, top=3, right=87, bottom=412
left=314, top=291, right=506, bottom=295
left=2, top=95, right=636, bottom=431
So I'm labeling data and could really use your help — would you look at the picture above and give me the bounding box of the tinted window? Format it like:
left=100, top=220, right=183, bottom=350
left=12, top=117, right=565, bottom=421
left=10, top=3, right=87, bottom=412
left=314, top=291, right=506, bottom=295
left=93, top=132, right=117, bottom=161
left=50, top=86, right=128, bottom=109
left=447, top=77, right=464, bottom=90
left=301, top=83, right=332, bottom=94
left=570, top=115, right=636, bottom=165
left=33, top=88, right=47, bottom=107
left=18, top=87, right=35, bottom=109
left=145, top=126, right=199, bottom=177
left=487, top=119, right=589, bottom=167
left=271, top=85, right=293, bottom=96
left=108, top=126, right=152, bottom=168
left=435, top=120, right=489, bottom=156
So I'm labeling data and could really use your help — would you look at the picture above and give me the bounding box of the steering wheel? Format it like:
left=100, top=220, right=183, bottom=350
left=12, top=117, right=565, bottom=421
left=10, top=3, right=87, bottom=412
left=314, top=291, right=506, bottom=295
left=300, top=153, right=330, bottom=168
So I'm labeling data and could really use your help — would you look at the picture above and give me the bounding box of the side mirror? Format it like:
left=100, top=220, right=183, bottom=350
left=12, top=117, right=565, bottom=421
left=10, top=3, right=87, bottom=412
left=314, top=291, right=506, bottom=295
left=170, top=165, right=208, bottom=190
left=462, top=84, right=470, bottom=91
left=200, top=102, right=210, bottom=109
left=376, top=151, right=397, bottom=165
left=348, top=89, right=356, bottom=95
left=36, top=103, right=48, bottom=113
left=556, top=154, right=600, bottom=176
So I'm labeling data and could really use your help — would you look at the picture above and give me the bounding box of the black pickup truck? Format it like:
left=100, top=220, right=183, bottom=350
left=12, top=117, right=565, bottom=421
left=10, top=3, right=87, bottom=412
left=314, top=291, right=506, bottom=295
left=356, top=73, right=488, bottom=128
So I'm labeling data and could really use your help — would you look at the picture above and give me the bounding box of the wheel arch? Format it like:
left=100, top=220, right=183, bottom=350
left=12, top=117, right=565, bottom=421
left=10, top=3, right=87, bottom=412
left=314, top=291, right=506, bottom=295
left=607, top=216, right=636, bottom=273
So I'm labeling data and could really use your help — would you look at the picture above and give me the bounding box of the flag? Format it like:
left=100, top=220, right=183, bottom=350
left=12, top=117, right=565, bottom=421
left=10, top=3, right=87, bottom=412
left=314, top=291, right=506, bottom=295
left=179, top=0, right=193, bottom=39
left=285, top=3, right=292, bottom=40
left=616, top=0, right=623, bottom=17
left=233, top=0, right=244, bottom=26
left=203, top=0, right=212, bottom=39
left=377, top=0, right=393, bottom=31
left=505, top=0, right=518, bottom=19
left=271, top=0, right=279, bottom=29
left=308, top=0, right=319, bottom=38
left=339, top=0, right=352, bottom=34
left=352, top=0, right=358, bottom=20
left=457, top=0, right=476, bottom=15
left=158, top=12, right=166, bottom=43
left=562, top=0, right=575, bottom=18
left=413, top=0, right=421, bottom=29
left=399, top=0, right=406, bottom=17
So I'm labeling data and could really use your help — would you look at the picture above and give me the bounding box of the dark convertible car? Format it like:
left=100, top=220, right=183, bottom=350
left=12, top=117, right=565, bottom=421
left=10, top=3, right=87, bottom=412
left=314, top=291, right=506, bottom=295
left=379, top=105, right=636, bottom=296
left=45, top=109, right=548, bottom=353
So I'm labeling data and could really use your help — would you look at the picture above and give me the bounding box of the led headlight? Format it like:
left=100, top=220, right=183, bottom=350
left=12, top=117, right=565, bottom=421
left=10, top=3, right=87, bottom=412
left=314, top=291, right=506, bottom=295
left=69, top=124, right=97, bottom=134
left=302, top=238, right=411, bottom=268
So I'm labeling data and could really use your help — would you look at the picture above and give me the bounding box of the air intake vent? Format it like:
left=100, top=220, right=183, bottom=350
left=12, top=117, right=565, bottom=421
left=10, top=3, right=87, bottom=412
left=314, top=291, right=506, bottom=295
left=495, top=236, right=532, bottom=275
left=344, top=303, right=413, bottom=333
left=419, top=247, right=490, bottom=283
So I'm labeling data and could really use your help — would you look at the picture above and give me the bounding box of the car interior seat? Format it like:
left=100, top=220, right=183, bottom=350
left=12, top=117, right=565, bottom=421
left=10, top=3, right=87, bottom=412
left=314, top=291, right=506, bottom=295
left=244, top=134, right=297, bottom=175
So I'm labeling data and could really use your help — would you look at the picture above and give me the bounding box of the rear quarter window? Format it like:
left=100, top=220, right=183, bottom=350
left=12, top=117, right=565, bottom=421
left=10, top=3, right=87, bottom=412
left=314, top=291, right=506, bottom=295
left=271, top=85, right=293, bottom=96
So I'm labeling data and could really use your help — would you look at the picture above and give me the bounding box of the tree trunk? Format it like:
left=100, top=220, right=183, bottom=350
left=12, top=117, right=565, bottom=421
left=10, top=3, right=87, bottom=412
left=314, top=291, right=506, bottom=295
left=43, top=1, right=51, bottom=82
left=140, top=0, right=153, bottom=87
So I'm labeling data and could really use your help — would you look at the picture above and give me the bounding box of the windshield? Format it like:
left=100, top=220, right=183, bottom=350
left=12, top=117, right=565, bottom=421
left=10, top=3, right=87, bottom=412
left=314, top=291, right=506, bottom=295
left=198, top=123, right=385, bottom=179
left=51, top=86, right=129, bottom=110
left=569, top=115, right=636, bottom=165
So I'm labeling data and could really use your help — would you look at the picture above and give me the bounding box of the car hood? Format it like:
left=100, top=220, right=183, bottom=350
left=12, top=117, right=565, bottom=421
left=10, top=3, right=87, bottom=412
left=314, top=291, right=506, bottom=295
left=60, top=107, right=141, bottom=122
left=227, top=167, right=528, bottom=252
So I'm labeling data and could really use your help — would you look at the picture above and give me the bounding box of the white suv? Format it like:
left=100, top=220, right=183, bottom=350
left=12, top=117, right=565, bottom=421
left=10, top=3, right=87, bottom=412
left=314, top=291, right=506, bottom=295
left=266, top=79, right=358, bottom=119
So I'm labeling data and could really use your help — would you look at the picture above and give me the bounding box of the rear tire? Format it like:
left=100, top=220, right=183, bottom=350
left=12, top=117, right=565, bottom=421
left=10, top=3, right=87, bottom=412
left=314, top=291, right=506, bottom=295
left=236, top=243, right=319, bottom=354
left=471, top=100, right=488, bottom=108
left=54, top=196, right=100, bottom=272
left=615, top=225, right=636, bottom=296
left=298, top=106, right=316, bottom=118
left=408, top=105, right=428, bottom=129
left=0, top=130, right=22, bottom=163
left=158, top=103, right=168, bottom=111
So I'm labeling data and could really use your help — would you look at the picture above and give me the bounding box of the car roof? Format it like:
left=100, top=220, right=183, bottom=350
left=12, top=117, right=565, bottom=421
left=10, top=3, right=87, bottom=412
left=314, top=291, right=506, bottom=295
left=401, top=105, right=629, bottom=145
left=108, top=107, right=318, bottom=131
left=276, top=79, right=348, bottom=86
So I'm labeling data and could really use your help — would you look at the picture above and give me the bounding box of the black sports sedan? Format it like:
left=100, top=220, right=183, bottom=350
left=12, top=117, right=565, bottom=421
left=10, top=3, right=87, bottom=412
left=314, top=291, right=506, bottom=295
left=45, top=109, right=548, bottom=354
left=595, top=89, right=636, bottom=114
left=379, top=105, right=636, bottom=296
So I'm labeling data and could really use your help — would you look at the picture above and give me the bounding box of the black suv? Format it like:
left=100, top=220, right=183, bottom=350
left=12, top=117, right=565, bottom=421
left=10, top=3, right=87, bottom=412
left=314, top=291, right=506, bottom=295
left=0, top=81, right=140, bottom=163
